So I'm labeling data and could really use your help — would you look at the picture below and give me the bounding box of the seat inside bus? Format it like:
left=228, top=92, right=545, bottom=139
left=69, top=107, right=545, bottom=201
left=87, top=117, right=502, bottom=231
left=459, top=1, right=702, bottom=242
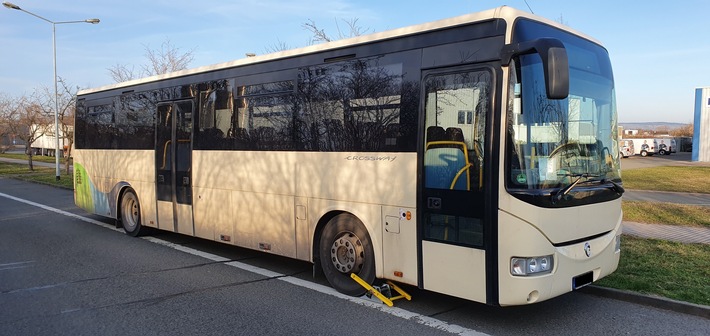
left=424, top=126, right=471, bottom=190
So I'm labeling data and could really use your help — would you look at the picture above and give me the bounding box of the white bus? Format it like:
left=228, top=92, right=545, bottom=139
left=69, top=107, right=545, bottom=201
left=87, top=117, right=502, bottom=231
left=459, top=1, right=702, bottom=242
left=73, top=6, right=623, bottom=306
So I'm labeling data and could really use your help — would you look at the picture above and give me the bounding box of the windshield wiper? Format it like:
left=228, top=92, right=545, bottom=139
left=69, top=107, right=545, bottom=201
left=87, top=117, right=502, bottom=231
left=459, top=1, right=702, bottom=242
left=604, top=178, right=625, bottom=195
left=552, top=173, right=598, bottom=203
left=585, top=175, right=625, bottom=195
left=552, top=173, right=624, bottom=203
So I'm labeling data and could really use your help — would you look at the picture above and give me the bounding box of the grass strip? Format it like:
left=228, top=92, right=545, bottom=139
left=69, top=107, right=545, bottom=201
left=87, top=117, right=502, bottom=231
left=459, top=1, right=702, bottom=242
left=596, top=236, right=710, bottom=306
left=621, top=166, right=710, bottom=193
left=623, top=201, right=710, bottom=228
left=0, top=162, right=73, bottom=189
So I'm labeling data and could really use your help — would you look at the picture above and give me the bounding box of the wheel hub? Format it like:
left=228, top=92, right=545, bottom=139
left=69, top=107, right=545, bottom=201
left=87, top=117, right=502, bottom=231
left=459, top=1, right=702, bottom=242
left=330, top=232, right=364, bottom=274
left=122, top=195, right=139, bottom=229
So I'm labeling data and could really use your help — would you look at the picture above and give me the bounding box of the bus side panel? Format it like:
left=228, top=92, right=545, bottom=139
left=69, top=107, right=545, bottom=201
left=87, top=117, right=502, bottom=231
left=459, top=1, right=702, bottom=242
left=192, top=186, right=225, bottom=241
left=421, top=241, right=487, bottom=302
left=73, top=149, right=157, bottom=228
left=382, top=205, right=418, bottom=286
left=192, top=150, right=297, bottom=257
left=74, top=159, right=108, bottom=217
left=191, top=151, right=416, bottom=276
left=297, top=152, right=417, bottom=281
left=233, top=191, right=297, bottom=258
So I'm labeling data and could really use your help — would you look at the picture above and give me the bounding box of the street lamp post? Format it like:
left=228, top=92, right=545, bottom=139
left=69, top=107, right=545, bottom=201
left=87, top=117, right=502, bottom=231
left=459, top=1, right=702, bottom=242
left=3, top=2, right=99, bottom=181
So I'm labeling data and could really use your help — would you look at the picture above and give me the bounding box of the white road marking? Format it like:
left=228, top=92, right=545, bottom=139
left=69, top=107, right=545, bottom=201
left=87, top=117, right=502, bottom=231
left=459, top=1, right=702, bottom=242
left=0, top=191, right=490, bottom=336
left=0, top=192, right=122, bottom=232
left=0, top=260, right=35, bottom=271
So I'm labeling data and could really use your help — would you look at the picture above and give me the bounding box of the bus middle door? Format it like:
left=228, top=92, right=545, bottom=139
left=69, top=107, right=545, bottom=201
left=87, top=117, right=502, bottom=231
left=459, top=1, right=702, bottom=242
left=156, top=100, right=195, bottom=235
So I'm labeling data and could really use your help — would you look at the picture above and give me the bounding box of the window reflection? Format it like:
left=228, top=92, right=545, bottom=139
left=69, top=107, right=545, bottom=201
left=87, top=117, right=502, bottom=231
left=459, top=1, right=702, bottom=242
left=76, top=55, right=419, bottom=153
left=295, top=57, right=415, bottom=152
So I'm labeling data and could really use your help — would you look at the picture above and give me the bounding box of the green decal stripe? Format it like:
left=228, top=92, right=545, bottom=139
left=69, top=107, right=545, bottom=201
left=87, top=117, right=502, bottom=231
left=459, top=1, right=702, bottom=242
left=73, top=163, right=95, bottom=213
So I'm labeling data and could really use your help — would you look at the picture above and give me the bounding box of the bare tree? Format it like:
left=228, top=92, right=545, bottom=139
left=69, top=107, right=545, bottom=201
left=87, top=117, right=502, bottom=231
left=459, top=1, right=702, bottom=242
left=107, top=63, right=137, bottom=83
left=263, top=18, right=372, bottom=55
left=671, top=123, right=694, bottom=137
left=0, top=94, right=13, bottom=154
left=5, top=96, right=48, bottom=171
left=108, top=39, right=196, bottom=82
left=302, top=18, right=372, bottom=44
left=263, top=38, right=292, bottom=54
left=555, top=14, right=569, bottom=26
left=35, top=78, right=78, bottom=174
left=58, top=80, right=77, bottom=175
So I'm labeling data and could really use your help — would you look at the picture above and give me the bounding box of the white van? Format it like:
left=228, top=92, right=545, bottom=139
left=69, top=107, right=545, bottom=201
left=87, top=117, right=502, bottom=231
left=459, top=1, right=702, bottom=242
left=619, top=139, right=635, bottom=158
left=627, top=138, right=658, bottom=157
left=655, top=138, right=676, bottom=155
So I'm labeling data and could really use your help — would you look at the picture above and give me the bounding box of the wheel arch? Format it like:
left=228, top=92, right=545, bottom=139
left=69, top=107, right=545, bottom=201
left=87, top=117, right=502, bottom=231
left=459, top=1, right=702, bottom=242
left=110, top=181, right=133, bottom=221
left=312, top=210, right=345, bottom=265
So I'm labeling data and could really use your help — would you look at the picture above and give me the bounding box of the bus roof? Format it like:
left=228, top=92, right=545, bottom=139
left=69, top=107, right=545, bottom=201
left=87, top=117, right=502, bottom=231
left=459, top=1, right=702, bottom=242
left=79, top=6, right=600, bottom=96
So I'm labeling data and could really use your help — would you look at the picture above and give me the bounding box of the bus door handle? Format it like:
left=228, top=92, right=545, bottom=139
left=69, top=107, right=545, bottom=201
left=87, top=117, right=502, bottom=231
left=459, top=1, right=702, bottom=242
left=182, top=177, right=190, bottom=186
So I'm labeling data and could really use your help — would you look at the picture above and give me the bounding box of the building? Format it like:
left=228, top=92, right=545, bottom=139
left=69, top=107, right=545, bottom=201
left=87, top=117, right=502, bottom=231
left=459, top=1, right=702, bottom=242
left=693, top=87, right=710, bottom=162
left=623, top=129, right=639, bottom=136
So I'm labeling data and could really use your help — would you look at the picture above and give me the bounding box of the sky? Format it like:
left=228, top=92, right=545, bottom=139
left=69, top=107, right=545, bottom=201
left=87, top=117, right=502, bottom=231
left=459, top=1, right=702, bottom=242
left=1, top=0, right=709, bottom=124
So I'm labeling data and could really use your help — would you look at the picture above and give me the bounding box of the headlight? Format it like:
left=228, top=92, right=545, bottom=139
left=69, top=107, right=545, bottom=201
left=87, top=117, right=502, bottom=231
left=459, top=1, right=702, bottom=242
left=511, top=255, right=554, bottom=276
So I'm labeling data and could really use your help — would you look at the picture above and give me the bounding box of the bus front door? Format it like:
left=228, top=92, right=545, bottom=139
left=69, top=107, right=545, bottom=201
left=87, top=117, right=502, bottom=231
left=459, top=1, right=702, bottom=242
left=420, top=67, right=491, bottom=303
left=156, top=100, right=194, bottom=235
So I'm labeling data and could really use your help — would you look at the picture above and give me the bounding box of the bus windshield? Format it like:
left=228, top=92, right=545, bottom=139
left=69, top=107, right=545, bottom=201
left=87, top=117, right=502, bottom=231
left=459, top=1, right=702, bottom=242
left=507, top=20, right=621, bottom=198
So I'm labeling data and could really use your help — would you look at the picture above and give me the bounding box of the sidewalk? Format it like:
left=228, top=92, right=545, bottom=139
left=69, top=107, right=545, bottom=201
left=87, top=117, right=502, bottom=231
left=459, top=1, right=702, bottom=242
left=622, top=189, right=710, bottom=245
left=622, top=221, right=710, bottom=244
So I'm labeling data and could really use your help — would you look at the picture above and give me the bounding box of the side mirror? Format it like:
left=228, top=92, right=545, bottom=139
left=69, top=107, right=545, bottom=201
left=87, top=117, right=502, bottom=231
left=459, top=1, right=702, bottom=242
left=501, top=38, right=569, bottom=99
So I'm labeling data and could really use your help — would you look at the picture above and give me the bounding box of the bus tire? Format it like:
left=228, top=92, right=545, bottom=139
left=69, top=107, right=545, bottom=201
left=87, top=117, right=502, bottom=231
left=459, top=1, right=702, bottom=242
left=120, top=188, right=144, bottom=237
left=640, top=150, right=648, bottom=157
left=319, top=214, right=375, bottom=296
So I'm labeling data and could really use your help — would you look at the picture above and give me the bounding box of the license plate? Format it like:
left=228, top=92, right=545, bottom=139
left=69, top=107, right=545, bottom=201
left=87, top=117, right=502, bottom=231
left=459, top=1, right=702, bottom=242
left=573, top=271, right=593, bottom=289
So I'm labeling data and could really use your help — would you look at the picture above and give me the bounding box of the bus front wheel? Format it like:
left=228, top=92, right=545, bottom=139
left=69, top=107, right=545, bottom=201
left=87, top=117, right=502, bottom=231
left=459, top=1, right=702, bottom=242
left=120, top=188, right=144, bottom=237
left=319, top=214, right=375, bottom=296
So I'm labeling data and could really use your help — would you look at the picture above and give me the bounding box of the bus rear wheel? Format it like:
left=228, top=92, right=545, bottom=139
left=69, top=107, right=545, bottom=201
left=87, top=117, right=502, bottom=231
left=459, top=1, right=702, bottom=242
left=120, top=188, right=144, bottom=237
left=319, top=214, right=375, bottom=296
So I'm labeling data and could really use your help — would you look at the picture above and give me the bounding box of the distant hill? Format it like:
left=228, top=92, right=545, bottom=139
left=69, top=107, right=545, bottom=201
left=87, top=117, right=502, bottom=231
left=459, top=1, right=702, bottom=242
left=618, top=122, right=688, bottom=131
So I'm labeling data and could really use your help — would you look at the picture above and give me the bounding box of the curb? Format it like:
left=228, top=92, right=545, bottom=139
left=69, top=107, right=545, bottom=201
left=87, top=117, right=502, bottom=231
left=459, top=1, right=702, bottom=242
left=580, top=285, right=710, bottom=319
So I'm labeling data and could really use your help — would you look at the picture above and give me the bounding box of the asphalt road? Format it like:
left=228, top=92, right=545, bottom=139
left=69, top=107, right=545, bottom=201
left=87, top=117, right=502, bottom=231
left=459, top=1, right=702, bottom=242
left=624, top=189, right=710, bottom=206
left=620, top=151, right=710, bottom=170
left=1, top=178, right=709, bottom=335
